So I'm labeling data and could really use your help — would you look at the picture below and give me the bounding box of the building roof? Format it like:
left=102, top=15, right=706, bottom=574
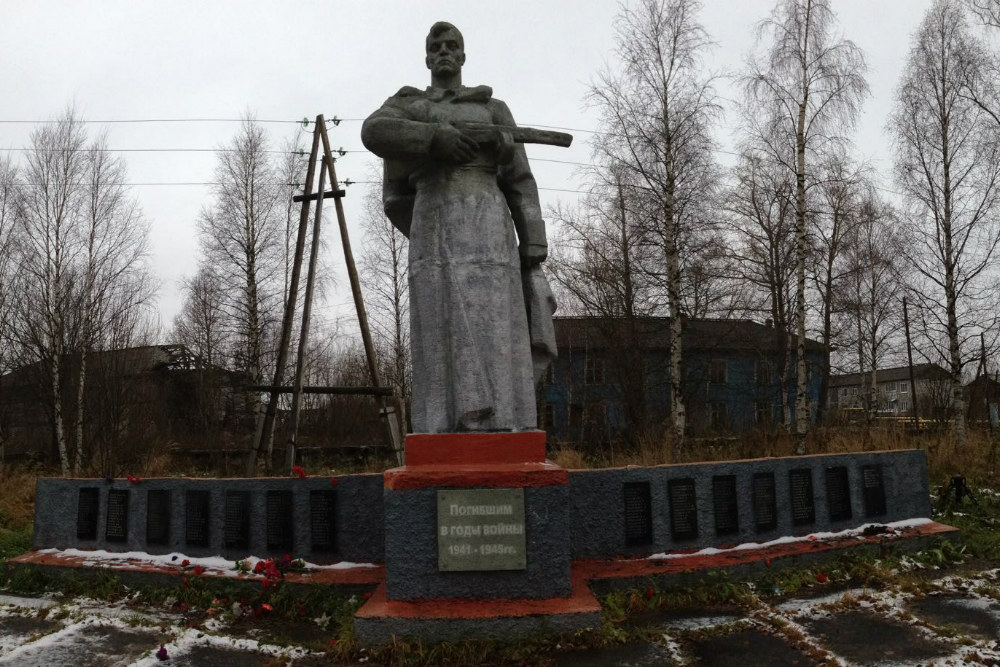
left=552, top=316, right=826, bottom=353
left=828, top=363, right=951, bottom=388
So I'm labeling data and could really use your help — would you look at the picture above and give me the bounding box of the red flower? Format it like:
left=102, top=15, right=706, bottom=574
left=292, top=466, right=306, bottom=479
left=127, top=474, right=134, bottom=482
left=328, top=639, right=339, bottom=647
left=260, top=603, right=273, bottom=612
left=156, top=645, right=168, bottom=661
left=363, top=592, right=372, bottom=600
left=253, top=561, right=265, bottom=574
left=135, top=477, right=142, bottom=484
left=644, top=587, right=654, bottom=600
left=193, top=565, right=205, bottom=576
left=181, top=559, right=190, bottom=567
left=816, top=572, right=828, bottom=583
left=330, top=477, right=338, bottom=487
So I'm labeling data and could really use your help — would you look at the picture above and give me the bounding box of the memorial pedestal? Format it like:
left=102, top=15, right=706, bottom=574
left=354, top=431, right=601, bottom=645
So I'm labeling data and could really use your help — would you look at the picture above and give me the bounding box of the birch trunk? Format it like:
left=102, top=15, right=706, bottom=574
left=793, top=0, right=813, bottom=455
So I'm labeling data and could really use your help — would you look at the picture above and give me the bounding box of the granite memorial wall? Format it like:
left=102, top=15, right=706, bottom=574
left=33, top=450, right=930, bottom=563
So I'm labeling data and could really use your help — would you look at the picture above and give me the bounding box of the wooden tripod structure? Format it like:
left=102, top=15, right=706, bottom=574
left=245, top=114, right=404, bottom=476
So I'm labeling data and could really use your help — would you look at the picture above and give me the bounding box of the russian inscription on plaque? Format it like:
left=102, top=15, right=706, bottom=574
left=753, top=472, right=777, bottom=532
left=310, top=490, right=336, bottom=552
left=437, top=488, right=526, bottom=571
left=77, top=488, right=99, bottom=540
left=146, top=490, right=171, bottom=545
left=623, top=481, right=653, bottom=546
left=185, top=490, right=211, bottom=547
left=668, top=478, right=698, bottom=540
left=105, top=489, right=129, bottom=542
left=789, top=468, right=816, bottom=526
left=224, top=491, right=250, bottom=551
left=861, top=464, right=887, bottom=517
left=712, top=475, right=739, bottom=536
left=267, top=490, right=294, bottom=552
left=826, top=466, right=852, bottom=521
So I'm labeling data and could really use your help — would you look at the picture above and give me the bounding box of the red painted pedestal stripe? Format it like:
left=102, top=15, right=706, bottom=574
left=404, top=431, right=547, bottom=466
left=384, top=462, right=567, bottom=490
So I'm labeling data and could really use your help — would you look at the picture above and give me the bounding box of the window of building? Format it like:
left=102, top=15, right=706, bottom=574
left=899, top=380, right=909, bottom=393
left=755, top=401, right=772, bottom=426
left=709, top=360, right=727, bottom=385
left=584, top=358, right=605, bottom=385
left=755, top=360, right=771, bottom=386
left=708, top=402, right=728, bottom=430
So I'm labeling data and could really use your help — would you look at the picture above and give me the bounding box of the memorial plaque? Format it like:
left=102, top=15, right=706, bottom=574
left=310, top=490, right=336, bottom=553
left=623, top=481, right=653, bottom=547
left=76, top=487, right=99, bottom=540
left=267, top=490, right=294, bottom=552
left=826, top=466, right=852, bottom=521
left=224, top=491, right=250, bottom=551
left=789, top=468, right=815, bottom=526
left=105, top=489, right=129, bottom=542
left=145, top=490, right=171, bottom=546
left=437, top=488, right=526, bottom=571
left=668, top=478, right=698, bottom=541
left=712, top=475, right=739, bottom=536
left=753, top=472, right=777, bottom=532
left=185, top=490, right=211, bottom=547
left=861, top=464, right=887, bottom=517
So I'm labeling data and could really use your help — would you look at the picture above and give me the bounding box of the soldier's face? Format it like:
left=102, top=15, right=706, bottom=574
left=426, top=30, right=465, bottom=76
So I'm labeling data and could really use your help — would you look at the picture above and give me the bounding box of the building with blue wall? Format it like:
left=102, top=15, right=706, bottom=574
left=541, top=317, right=827, bottom=443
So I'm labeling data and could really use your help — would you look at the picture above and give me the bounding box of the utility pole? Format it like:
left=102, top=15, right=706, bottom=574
left=903, top=297, right=919, bottom=431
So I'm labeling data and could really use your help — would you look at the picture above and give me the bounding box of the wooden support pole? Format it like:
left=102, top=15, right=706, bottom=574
left=317, top=118, right=404, bottom=464
left=245, top=121, right=321, bottom=477
left=284, top=143, right=328, bottom=471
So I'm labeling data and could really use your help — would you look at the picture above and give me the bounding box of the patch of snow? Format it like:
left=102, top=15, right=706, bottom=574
left=647, top=519, right=932, bottom=560
left=35, top=548, right=378, bottom=575
left=0, top=595, right=57, bottom=611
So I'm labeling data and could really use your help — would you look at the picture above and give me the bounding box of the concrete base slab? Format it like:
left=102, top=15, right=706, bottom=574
left=354, top=571, right=601, bottom=645
left=803, top=609, right=952, bottom=665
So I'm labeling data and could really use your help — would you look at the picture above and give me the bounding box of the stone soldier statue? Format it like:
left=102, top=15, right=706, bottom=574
left=362, top=21, right=566, bottom=434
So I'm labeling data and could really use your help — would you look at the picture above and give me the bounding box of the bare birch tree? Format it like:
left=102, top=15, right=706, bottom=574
left=890, top=0, right=1000, bottom=447
left=358, top=179, right=410, bottom=429
left=0, top=157, right=18, bottom=463
left=197, top=117, right=285, bottom=410
left=589, top=0, right=721, bottom=448
left=725, top=150, right=798, bottom=427
left=13, top=112, right=87, bottom=474
left=741, top=0, right=869, bottom=452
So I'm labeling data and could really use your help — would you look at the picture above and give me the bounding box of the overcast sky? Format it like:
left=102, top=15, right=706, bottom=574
left=0, top=1, right=943, bottom=337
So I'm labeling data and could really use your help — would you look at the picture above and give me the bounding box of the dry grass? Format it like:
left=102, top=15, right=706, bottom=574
left=550, top=426, right=1000, bottom=486
left=0, top=465, right=38, bottom=530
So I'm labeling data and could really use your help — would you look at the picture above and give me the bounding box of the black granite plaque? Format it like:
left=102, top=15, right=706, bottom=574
left=623, top=481, right=653, bottom=546
left=826, top=466, right=853, bottom=522
left=224, top=491, right=250, bottom=551
left=789, top=468, right=816, bottom=526
left=861, top=464, right=887, bottom=517
left=185, top=490, right=211, bottom=547
left=310, top=490, right=336, bottom=553
left=267, top=490, right=294, bottom=552
left=105, top=489, right=129, bottom=543
left=145, top=490, right=171, bottom=546
left=712, top=475, right=739, bottom=536
left=668, top=478, right=698, bottom=540
left=753, top=472, right=777, bottom=532
left=76, top=487, right=99, bottom=540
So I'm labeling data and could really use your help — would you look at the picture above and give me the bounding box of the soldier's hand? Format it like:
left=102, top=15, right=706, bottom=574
left=431, top=124, right=478, bottom=163
left=519, top=243, right=548, bottom=268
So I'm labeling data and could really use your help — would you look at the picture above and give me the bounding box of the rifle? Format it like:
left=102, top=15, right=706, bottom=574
left=452, top=121, right=573, bottom=148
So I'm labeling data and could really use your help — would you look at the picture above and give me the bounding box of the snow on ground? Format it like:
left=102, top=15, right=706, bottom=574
left=647, top=518, right=933, bottom=560
left=36, top=548, right=378, bottom=576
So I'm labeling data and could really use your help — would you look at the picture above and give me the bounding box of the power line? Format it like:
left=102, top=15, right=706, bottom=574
left=0, top=118, right=306, bottom=125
